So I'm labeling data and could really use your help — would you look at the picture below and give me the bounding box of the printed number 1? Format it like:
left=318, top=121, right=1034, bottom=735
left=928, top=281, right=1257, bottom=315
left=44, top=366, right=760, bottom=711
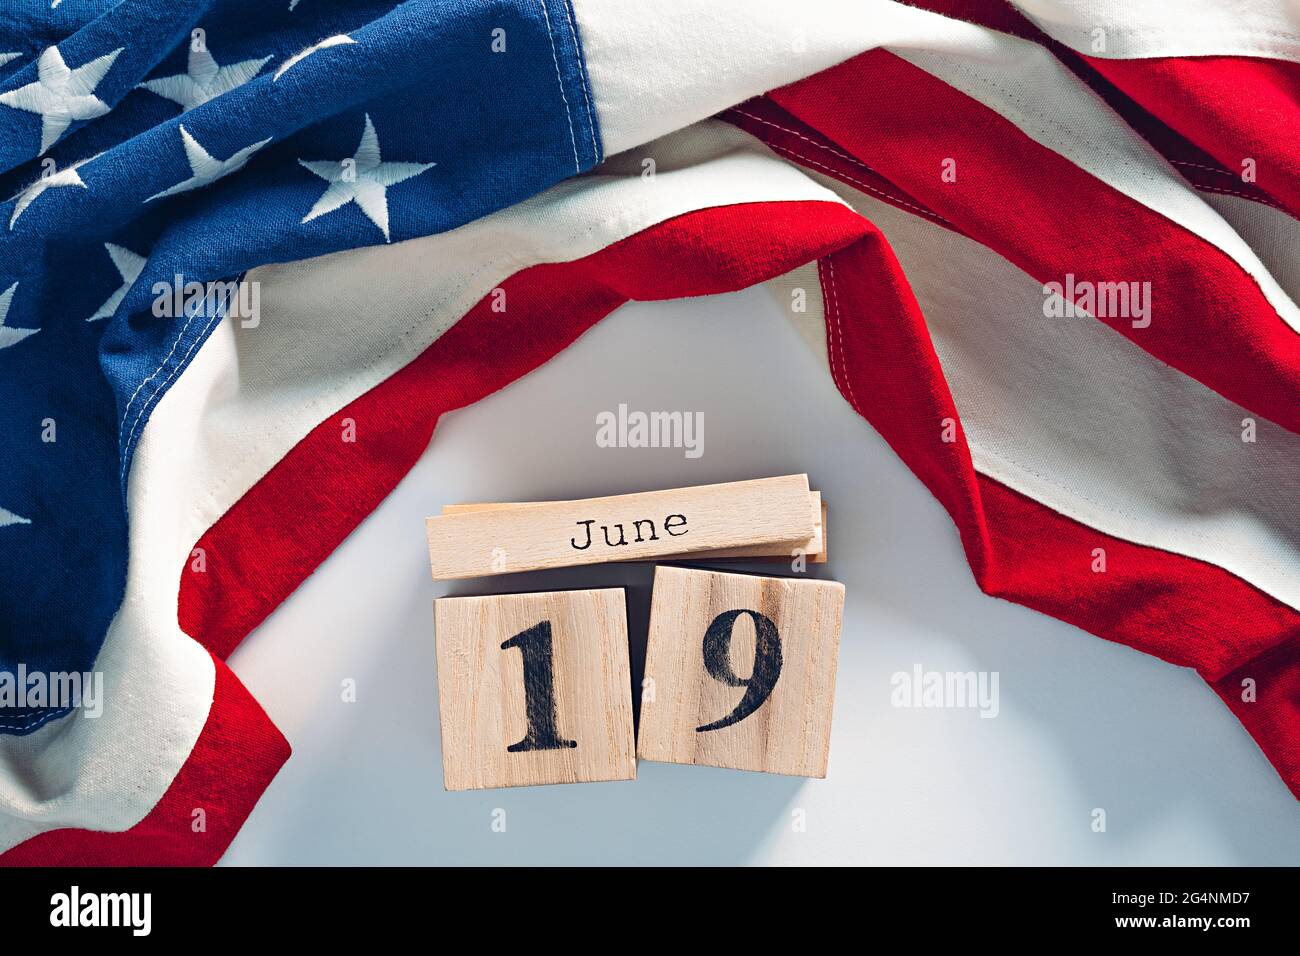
left=501, top=621, right=577, bottom=752
left=696, top=609, right=783, bottom=732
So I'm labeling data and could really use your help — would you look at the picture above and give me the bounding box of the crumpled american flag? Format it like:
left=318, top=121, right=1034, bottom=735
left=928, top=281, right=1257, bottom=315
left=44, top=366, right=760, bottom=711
left=0, top=0, right=1297, bottom=864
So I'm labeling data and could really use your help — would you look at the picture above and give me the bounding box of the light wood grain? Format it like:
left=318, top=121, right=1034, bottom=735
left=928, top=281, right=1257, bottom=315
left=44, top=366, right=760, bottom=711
left=819, top=500, right=829, bottom=563
left=685, top=494, right=825, bottom=562
left=434, top=588, right=635, bottom=790
left=440, top=489, right=825, bottom=563
left=637, top=566, right=845, bottom=778
left=426, top=475, right=814, bottom=579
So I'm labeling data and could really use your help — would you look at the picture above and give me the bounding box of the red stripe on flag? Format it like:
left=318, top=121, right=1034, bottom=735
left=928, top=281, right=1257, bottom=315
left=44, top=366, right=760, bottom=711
left=1083, top=54, right=1300, bottom=221
left=1210, top=640, right=1300, bottom=791
left=0, top=653, right=289, bottom=866
left=723, top=103, right=960, bottom=235
left=818, top=232, right=1300, bottom=673
left=767, top=50, right=1300, bottom=436
left=178, top=201, right=873, bottom=659
left=815, top=233, right=1300, bottom=794
left=901, top=0, right=1293, bottom=211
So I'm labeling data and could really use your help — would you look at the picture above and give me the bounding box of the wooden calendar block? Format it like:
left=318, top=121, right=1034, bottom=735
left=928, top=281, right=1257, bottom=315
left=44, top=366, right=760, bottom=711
left=434, top=588, right=635, bottom=790
left=426, top=474, right=814, bottom=579
left=637, top=566, right=845, bottom=777
left=440, top=489, right=826, bottom=562
left=685, top=494, right=826, bottom=562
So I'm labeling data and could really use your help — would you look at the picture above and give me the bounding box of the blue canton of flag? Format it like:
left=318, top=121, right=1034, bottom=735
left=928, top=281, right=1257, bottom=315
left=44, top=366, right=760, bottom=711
left=0, top=0, right=600, bottom=733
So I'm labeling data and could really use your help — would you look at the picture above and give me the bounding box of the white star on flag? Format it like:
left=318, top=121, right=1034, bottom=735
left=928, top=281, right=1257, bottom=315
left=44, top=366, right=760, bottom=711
left=0, top=53, right=19, bottom=67
left=0, top=282, right=36, bottom=350
left=88, top=244, right=147, bottom=322
left=274, top=35, right=355, bottom=82
left=0, top=506, right=31, bottom=528
left=9, top=156, right=93, bottom=229
left=139, top=43, right=271, bottom=112
left=147, top=125, right=272, bottom=201
left=0, top=45, right=123, bottom=153
left=298, top=114, right=435, bottom=242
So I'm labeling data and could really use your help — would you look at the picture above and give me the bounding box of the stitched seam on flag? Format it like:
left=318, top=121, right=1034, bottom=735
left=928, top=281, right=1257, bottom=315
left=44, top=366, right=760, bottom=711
left=1032, top=51, right=1299, bottom=217
left=925, top=57, right=1300, bottom=308
left=816, top=259, right=842, bottom=396
left=119, top=276, right=245, bottom=479
left=559, top=0, right=599, bottom=165
left=967, top=439, right=1300, bottom=586
left=824, top=255, right=861, bottom=416
left=123, top=307, right=226, bottom=475
left=537, top=0, right=581, bottom=173
left=1066, top=25, right=1300, bottom=44
left=1172, top=160, right=1241, bottom=177
left=120, top=306, right=225, bottom=481
left=818, top=256, right=853, bottom=414
left=822, top=258, right=838, bottom=392
left=1194, top=183, right=1290, bottom=214
left=118, top=303, right=208, bottom=470
left=934, top=61, right=1210, bottom=211
left=1166, top=162, right=1291, bottom=214
left=118, top=280, right=240, bottom=481
left=761, top=74, right=1298, bottom=334
left=0, top=705, right=72, bottom=733
left=731, top=109, right=873, bottom=176
left=725, top=110, right=953, bottom=225
left=763, top=141, right=953, bottom=228
left=1040, top=23, right=1300, bottom=62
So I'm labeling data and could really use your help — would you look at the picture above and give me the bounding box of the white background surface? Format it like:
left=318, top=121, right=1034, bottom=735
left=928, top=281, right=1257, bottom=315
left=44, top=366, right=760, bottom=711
left=222, top=287, right=1299, bottom=865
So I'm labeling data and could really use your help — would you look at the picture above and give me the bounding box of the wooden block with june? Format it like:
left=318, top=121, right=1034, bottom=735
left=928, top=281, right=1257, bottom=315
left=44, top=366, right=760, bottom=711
left=434, top=588, right=636, bottom=790
left=439, top=487, right=825, bottom=563
left=426, top=474, right=814, bottom=579
left=637, top=566, right=845, bottom=778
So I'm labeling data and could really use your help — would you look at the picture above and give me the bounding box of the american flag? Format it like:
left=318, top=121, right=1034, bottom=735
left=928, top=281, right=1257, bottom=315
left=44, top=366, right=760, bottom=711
left=1, top=0, right=1297, bottom=864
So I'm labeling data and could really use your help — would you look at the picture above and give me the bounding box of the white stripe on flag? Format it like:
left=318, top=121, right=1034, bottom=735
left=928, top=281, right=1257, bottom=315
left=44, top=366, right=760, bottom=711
left=781, top=155, right=1300, bottom=611
left=569, top=0, right=1300, bottom=334
left=1010, top=0, right=1300, bottom=63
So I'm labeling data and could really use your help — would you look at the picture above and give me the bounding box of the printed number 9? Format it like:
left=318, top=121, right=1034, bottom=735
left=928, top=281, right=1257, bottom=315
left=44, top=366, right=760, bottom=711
left=695, top=609, right=782, bottom=733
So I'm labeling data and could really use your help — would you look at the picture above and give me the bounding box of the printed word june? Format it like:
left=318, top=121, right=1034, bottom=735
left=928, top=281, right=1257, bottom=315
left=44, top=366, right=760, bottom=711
left=570, top=514, right=688, bottom=550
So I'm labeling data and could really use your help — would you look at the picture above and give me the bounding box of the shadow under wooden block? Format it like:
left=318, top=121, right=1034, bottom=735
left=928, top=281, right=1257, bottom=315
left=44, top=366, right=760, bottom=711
left=434, top=588, right=636, bottom=790
left=637, top=566, right=845, bottom=778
